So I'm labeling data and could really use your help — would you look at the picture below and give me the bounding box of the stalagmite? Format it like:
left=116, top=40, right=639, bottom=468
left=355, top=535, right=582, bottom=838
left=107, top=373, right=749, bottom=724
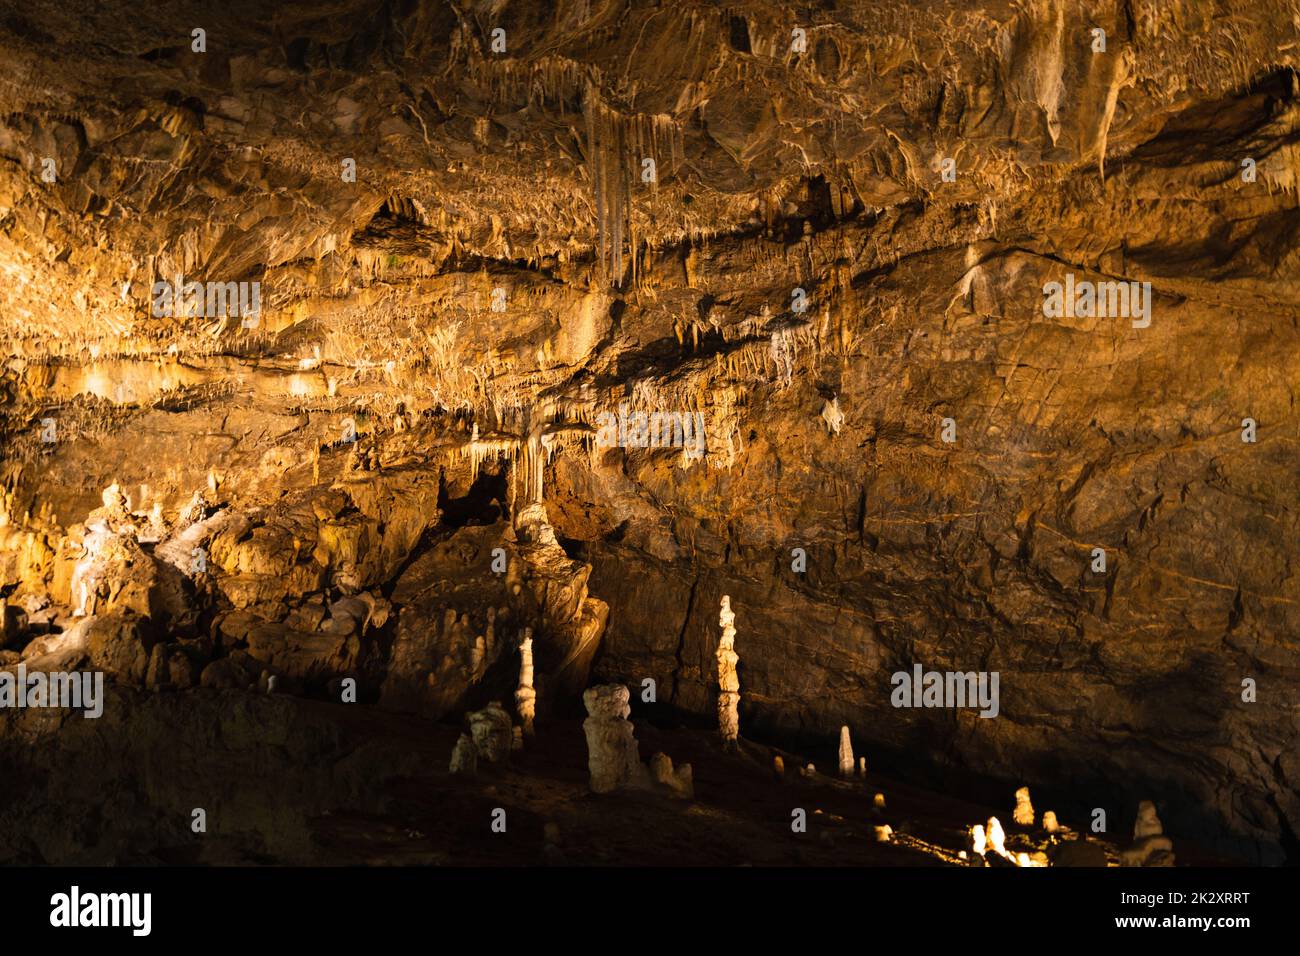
left=986, top=817, right=1008, bottom=857
left=838, top=726, right=854, bottom=778
left=1122, top=833, right=1176, bottom=867
left=648, top=752, right=694, bottom=800
left=716, top=595, right=740, bottom=746
left=470, top=635, right=486, bottom=678
left=773, top=755, right=785, bottom=779
left=821, top=396, right=844, bottom=436
left=514, top=627, right=536, bottom=737
left=1043, top=811, right=1060, bottom=833
left=449, top=733, right=478, bottom=776
left=857, top=757, right=866, bottom=777
left=969, top=824, right=987, bottom=857
left=1122, top=800, right=1176, bottom=867
left=467, top=701, right=513, bottom=764
left=582, top=684, right=646, bottom=794
left=1013, top=786, right=1035, bottom=826
left=1133, top=800, right=1163, bottom=839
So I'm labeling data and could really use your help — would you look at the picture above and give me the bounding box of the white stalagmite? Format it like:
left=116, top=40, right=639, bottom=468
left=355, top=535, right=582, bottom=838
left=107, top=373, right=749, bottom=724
left=716, top=595, right=740, bottom=745
left=514, top=627, right=536, bottom=737
left=467, top=701, right=513, bottom=764
left=986, top=816, right=1008, bottom=857
left=1013, top=786, right=1035, bottom=826
left=1123, top=799, right=1176, bottom=867
left=821, top=396, right=844, bottom=435
left=1133, top=800, right=1163, bottom=839
left=838, top=726, right=854, bottom=778
left=582, top=684, right=646, bottom=793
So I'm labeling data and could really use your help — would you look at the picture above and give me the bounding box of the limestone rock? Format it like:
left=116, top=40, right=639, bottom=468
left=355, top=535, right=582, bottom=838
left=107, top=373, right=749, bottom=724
left=449, top=733, right=477, bottom=777
left=1051, top=839, right=1110, bottom=868
left=838, top=726, right=854, bottom=778
left=581, top=684, right=645, bottom=794
left=1013, top=787, right=1035, bottom=827
left=467, top=702, right=513, bottom=764
left=84, top=609, right=153, bottom=686
left=1121, top=835, right=1176, bottom=867
left=716, top=595, right=740, bottom=745
left=1134, top=800, right=1164, bottom=840
left=514, top=628, right=536, bottom=737
left=648, top=752, right=694, bottom=800
left=145, top=643, right=197, bottom=690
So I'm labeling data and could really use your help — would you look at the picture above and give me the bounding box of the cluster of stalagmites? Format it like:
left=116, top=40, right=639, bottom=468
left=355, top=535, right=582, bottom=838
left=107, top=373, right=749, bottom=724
left=582, top=683, right=693, bottom=799
left=958, top=788, right=1175, bottom=868
left=448, top=628, right=538, bottom=776
left=961, top=790, right=1056, bottom=867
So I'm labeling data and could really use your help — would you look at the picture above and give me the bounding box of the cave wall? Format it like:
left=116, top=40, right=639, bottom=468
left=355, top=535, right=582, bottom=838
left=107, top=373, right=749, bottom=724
left=0, top=0, right=1297, bottom=862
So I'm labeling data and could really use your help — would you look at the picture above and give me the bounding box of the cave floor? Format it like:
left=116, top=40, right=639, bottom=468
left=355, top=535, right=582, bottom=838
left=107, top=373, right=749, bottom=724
left=273, top=702, right=1102, bottom=867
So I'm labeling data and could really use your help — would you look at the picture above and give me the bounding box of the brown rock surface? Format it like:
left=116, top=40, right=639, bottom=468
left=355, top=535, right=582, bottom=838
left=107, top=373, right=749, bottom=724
left=0, top=0, right=1295, bottom=864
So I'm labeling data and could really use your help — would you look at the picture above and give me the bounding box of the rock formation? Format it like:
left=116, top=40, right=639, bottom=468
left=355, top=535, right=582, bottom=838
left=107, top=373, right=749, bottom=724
left=985, top=817, right=1008, bottom=860
left=1122, top=800, right=1176, bottom=867
left=0, top=0, right=1295, bottom=867
left=467, top=702, right=513, bottom=765
left=648, top=752, right=694, bottom=800
left=838, top=726, right=854, bottom=778
left=1121, top=835, right=1177, bottom=868
left=449, top=734, right=478, bottom=777
left=1013, top=787, right=1035, bottom=827
left=581, top=684, right=645, bottom=794
left=514, top=628, right=536, bottom=738
left=716, top=596, right=740, bottom=746
left=1134, top=800, right=1164, bottom=839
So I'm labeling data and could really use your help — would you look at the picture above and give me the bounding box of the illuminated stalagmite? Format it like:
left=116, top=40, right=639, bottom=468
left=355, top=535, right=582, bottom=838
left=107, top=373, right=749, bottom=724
left=1122, top=800, right=1176, bottom=867
left=1013, top=787, right=1035, bottom=827
left=514, top=628, right=536, bottom=738
left=838, top=726, right=854, bottom=778
left=467, top=702, right=513, bottom=764
left=1133, top=800, right=1163, bottom=839
left=582, top=684, right=645, bottom=794
left=2, top=0, right=1296, bottom=870
left=716, top=595, right=740, bottom=746
left=985, top=817, right=1008, bottom=858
